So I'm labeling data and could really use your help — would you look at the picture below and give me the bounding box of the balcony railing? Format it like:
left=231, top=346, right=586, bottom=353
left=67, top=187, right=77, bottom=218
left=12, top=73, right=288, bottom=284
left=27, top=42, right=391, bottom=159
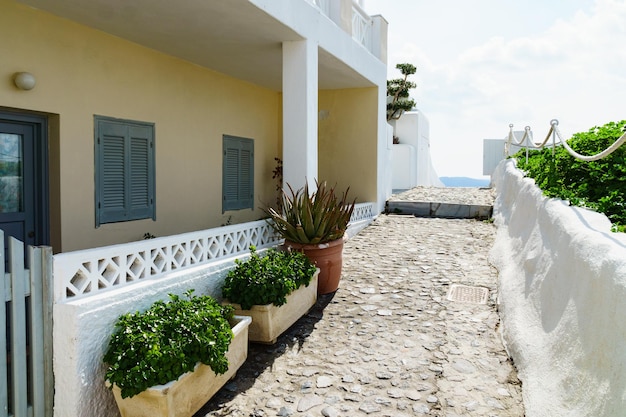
left=307, top=0, right=376, bottom=54
left=53, top=203, right=377, bottom=302
left=351, top=1, right=372, bottom=50
left=307, top=0, right=331, bottom=16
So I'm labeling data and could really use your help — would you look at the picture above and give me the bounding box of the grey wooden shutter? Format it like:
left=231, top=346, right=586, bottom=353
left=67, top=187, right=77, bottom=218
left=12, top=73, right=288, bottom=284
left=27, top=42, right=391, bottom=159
left=222, top=136, right=254, bottom=212
left=128, top=125, right=155, bottom=220
left=96, top=117, right=155, bottom=226
left=238, top=139, right=253, bottom=208
left=97, top=121, right=128, bottom=225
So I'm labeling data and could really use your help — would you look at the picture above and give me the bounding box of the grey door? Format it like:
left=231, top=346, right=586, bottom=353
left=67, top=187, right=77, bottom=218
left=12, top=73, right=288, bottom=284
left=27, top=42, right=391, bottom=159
left=0, top=113, right=48, bottom=266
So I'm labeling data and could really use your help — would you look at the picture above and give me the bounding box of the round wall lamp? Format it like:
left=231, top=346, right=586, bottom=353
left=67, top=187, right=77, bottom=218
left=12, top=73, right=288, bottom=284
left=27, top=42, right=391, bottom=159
left=13, top=72, right=36, bottom=90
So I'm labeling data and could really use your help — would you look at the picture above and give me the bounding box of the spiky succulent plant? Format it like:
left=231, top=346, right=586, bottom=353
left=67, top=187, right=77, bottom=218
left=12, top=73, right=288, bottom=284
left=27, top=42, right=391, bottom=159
left=263, top=180, right=355, bottom=245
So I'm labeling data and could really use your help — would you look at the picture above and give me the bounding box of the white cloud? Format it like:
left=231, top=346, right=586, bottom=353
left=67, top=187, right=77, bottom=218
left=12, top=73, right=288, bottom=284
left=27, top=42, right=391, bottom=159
left=378, top=0, right=626, bottom=177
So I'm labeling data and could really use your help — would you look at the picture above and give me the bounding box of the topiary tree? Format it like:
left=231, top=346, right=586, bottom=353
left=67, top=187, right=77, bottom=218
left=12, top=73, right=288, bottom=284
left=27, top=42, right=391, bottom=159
left=387, top=63, right=417, bottom=121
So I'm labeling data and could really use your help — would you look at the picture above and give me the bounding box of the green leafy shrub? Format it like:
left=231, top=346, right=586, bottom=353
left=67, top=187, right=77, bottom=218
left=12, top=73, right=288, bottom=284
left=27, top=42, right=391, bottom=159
left=222, top=246, right=316, bottom=310
left=515, top=120, right=626, bottom=231
left=103, top=291, right=234, bottom=399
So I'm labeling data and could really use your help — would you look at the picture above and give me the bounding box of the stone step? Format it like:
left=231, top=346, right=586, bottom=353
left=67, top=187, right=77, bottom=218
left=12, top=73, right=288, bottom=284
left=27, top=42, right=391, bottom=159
left=387, top=187, right=495, bottom=219
left=386, top=200, right=493, bottom=219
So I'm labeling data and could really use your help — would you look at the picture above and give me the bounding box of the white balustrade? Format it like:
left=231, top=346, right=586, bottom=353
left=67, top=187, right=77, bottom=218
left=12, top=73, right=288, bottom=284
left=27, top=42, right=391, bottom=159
left=351, top=2, right=372, bottom=50
left=306, top=0, right=376, bottom=54
left=318, top=0, right=331, bottom=16
left=351, top=202, right=375, bottom=223
left=306, top=0, right=331, bottom=17
left=53, top=220, right=280, bottom=302
left=54, top=204, right=377, bottom=302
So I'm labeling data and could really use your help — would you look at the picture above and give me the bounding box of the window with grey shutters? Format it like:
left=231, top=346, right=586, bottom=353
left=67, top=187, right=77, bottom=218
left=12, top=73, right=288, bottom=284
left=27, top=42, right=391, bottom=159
left=95, top=116, right=155, bottom=226
left=223, top=135, right=254, bottom=212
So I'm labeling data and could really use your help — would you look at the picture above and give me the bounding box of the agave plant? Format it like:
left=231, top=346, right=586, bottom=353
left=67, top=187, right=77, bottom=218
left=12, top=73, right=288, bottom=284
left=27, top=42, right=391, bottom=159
left=264, top=180, right=356, bottom=245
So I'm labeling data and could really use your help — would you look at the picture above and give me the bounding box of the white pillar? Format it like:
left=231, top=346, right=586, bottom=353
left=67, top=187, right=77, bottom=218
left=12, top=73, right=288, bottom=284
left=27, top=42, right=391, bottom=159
left=282, top=39, right=318, bottom=193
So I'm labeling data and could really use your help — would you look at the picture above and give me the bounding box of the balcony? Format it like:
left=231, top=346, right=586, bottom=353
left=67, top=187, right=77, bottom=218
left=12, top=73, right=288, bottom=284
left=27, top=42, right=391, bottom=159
left=307, top=0, right=387, bottom=62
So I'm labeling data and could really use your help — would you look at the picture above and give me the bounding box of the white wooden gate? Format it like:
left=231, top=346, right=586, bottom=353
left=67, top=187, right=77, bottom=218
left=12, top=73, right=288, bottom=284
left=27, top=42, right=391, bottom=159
left=1, top=230, right=53, bottom=417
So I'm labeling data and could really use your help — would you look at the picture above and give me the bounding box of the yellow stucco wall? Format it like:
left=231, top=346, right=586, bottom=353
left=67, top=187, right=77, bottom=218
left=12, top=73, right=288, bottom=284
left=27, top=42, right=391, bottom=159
left=318, top=88, right=378, bottom=203
left=0, top=0, right=281, bottom=252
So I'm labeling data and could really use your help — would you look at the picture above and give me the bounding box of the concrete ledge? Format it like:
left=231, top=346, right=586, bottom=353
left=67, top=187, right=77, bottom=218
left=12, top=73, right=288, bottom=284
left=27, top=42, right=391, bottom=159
left=386, top=201, right=492, bottom=219
left=491, top=159, right=626, bottom=417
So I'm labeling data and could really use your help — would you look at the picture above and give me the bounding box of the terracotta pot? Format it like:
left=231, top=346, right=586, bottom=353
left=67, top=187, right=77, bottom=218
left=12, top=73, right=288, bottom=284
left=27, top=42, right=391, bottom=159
left=283, top=238, right=344, bottom=295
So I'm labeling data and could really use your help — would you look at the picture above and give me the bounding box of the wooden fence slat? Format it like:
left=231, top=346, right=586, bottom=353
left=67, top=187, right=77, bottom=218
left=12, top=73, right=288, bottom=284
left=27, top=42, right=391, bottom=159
left=41, top=247, right=53, bottom=417
left=1, top=233, right=53, bottom=417
left=29, top=246, right=44, bottom=417
left=9, top=237, right=27, bottom=417
left=0, top=230, right=7, bottom=417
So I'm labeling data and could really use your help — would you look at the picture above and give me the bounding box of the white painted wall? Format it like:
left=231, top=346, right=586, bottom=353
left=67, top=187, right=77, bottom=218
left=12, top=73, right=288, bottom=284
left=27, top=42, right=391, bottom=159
left=482, top=132, right=526, bottom=176
left=380, top=122, right=395, bottom=207
left=391, top=144, right=416, bottom=189
left=490, top=159, right=626, bottom=417
left=391, top=111, right=443, bottom=189
left=483, top=139, right=506, bottom=176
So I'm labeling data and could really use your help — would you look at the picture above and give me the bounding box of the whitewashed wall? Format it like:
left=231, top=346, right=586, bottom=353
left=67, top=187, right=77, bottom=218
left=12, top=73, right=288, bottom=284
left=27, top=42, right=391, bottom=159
left=391, top=111, right=443, bottom=189
left=490, top=159, right=626, bottom=417
left=391, top=144, right=417, bottom=190
left=482, top=133, right=525, bottom=176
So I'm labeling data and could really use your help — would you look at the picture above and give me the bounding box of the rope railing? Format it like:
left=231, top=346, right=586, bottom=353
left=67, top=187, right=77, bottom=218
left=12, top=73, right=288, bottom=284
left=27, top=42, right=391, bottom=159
left=507, top=119, right=626, bottom=162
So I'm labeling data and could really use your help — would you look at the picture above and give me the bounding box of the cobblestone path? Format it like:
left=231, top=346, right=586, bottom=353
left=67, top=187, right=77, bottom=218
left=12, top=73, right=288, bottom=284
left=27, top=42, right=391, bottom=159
left=196, top=194, right=524, bottom=417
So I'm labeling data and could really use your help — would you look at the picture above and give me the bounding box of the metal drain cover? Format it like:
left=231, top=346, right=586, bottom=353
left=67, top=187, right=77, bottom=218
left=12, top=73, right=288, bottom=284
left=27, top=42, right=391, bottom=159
left=447, top=285, right=489, bottom=304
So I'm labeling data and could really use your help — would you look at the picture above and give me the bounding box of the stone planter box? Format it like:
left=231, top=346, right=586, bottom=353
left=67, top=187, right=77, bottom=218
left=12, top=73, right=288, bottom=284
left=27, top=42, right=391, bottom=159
left=224, top=270, right=319, bottom=344
left=108, top=315, right=251, bottom=417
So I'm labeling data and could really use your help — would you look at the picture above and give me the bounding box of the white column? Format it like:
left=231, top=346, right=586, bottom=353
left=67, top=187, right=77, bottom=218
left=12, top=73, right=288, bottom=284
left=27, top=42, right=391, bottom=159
left=282, top=39, right=318, bottom=193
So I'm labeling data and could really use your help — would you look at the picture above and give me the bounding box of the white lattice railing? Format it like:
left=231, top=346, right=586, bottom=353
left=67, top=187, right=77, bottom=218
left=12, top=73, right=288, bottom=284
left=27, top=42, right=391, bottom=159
left=307, top=0, right=331, bottom=16
left=351, top=1, right=372, bottom=50
left=53, top=220, right=280, bottom=302
left=351, top=202, right=375, bottom=223
left=54, top=204, right=377, bottom=302
left=306, top=0, right=374, bottom=53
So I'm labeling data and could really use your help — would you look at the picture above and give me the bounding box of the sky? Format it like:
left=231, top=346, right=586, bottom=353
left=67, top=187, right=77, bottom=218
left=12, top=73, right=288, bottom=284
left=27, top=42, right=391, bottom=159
left=363, top=0, right=626, bottom=178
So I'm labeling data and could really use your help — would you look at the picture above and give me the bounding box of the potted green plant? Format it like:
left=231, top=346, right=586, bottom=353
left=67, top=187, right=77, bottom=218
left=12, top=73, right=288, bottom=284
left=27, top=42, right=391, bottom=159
left=263, top=180, right=356, bottom=294
left=221, top=245, right=319, bottom=344
left=103, top=290, right=251, bottom=417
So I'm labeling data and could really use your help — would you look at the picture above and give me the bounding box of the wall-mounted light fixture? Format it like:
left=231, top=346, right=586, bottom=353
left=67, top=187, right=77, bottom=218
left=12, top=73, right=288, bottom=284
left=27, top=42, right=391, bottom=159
left=13, top=72, right=36, bottom=90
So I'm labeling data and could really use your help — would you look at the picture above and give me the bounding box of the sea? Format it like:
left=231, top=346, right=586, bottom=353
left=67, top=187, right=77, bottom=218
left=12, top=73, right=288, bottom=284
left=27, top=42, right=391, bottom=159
left=439, top=177, right=491, bottom=188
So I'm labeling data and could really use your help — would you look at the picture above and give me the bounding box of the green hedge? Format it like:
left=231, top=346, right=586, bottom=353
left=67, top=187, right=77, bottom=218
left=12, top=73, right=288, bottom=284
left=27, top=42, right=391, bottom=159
left=514, top=120, right=626, bottom=232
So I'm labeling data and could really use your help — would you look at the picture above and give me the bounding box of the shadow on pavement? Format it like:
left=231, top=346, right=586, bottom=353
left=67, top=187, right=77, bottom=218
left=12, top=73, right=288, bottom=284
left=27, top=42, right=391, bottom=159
left=194, top=292, right=336, bottom=416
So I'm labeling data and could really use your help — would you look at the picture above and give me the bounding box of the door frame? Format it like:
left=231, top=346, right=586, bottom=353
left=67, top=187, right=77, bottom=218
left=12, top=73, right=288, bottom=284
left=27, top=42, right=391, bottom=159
left=0, top=110, right=49, bottom=247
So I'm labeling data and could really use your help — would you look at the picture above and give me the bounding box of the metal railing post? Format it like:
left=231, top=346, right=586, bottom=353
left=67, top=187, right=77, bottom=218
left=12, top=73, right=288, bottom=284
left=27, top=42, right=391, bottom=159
left=550, top=119, right=558, bottom=158
left=524, top=126, right=531, bottom=164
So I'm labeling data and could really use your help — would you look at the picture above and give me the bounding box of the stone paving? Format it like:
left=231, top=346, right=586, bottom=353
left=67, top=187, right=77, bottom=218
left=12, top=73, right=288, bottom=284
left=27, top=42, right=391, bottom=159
left=195, top=188, right=524, bottom=417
